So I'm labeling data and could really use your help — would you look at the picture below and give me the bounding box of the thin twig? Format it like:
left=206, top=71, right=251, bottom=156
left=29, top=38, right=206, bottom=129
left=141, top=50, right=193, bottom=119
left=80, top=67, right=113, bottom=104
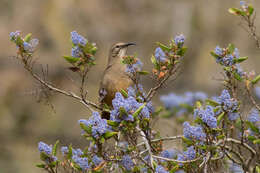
left=152, top=155, right=202, bottom=164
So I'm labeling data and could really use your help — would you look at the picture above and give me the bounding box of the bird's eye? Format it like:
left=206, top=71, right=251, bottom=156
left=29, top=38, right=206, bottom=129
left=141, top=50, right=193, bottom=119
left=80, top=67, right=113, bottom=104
left=115, top=45, right=120, bottom=48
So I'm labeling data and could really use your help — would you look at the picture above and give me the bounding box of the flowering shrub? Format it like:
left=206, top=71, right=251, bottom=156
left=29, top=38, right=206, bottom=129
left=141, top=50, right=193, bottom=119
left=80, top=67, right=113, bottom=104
left=9, top=1, right=260, bottom=173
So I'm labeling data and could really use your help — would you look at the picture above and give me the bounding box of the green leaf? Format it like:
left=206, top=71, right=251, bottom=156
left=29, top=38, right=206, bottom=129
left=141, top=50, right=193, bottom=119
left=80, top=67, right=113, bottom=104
left=68, top=145, right=73, bottom=159
left=206, top=99, right=220, bottom=107
left=63, top=56, right=80, bottom=64
left=233, top=72, right=243, bottom=81
left=217, top=112, right=225, bottom=125
left=251, top=74, right=260, bottom=84
left=36, top=163, right=46, bottom=168
left=52, top=140, right=59, bottom=156
left=227, top=43, right=235, bottom=54
left=177, top=47, right=188, bottom=57
left=217, top=134, right=225, bottom=140
left=151, top=55, right=157, bottom=65
left=16, top=37, right=24, bottom=46
left=120, top=89, right=128, bottom=98
left=80, top=123, right=92, bottom=134
left=247, top=135, right=256, bottom=142
left=210, top=51, right=221, bottom=59
left=182, top=136, right=193, bottom=145
left=156, top=42, right=171, bottom=52
left=104, top=131, right=118, bottom=139
left=133, top=103, right=147, bottom=118
left=107, top=120, right=119, bottom=127
left=248, top=5, right=254, bottom=16
left=40, top=152, right=49, bottom=161
left=246, top=121, right=260, bottom=133
left=24, top=33, right=32, bottom=42
left=100, top=137, right=105, bottom=144
left=253, top=139, right=260, bottom=144
left=234, top=56, right=248, bottom=63
left=256, top=166, right=260, bottom=173
left=137, top=71, right=149, bottom=75
left=228, top=8, right=246, bottom=16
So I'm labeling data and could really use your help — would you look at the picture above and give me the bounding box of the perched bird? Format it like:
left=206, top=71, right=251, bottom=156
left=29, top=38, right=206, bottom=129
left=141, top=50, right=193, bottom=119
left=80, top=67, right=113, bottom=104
left=99, top=42, right=135, bottom=119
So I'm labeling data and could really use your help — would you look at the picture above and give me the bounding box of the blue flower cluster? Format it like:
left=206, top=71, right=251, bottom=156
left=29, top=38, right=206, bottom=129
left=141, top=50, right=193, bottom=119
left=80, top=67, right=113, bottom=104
left=155, top=47, right=167, bottom=63
left=72, top=156, right=90, bottom=170
left=216, top=89, right=239, bottom=120
left=125, top=59, right=143, bottom=74
left=214, top=46, right=240, bottom=67
left=61, top=146, right=84, bottom=156
left=155, top=165, right=169, bottom=173
left=9, top=31, right=21, bottom=41
left=70, top=31, right=87, bottom=58
left=127, top=85, right=154, bottom=112
left=255, top=87, right=260, bottom=99
left=9, top=31, right=39, bottom=53
left=121, top=155, right=134, bottom=171
left=194, top=106, right=217, bottom=128
left=92, top=155, right=102, bottom=166
left=174, top=34, right=185, bottom=47
left=160, top=91, right=207, bottom=116
left=23, top=39, right=39, bottom=53
left=229, top=162, right=244, bottom=173
left=110, top=90, right=152, bottom=122
left=160, top=149, right=177, bottom=159
left=240, top=1, right=248, bottom=9
left=71, top=31, right=87, bottom=46
left=79, top=112, right=110, bottom=139
left=183, top=122, right=206, bottom=141
left=248, top=108, right=260, bottom=123
left=38, top=141, right=52, bottom=155
left=160, top=149, right=177, bottom=162
left=177, top=146, right=196, bottom=162
left=38, top=142, right=57, bottom=163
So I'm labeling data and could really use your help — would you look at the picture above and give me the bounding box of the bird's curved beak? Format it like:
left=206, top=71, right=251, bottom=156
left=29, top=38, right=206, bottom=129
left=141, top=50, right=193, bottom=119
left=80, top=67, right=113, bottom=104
left=123, top=42, right=136, bottom=47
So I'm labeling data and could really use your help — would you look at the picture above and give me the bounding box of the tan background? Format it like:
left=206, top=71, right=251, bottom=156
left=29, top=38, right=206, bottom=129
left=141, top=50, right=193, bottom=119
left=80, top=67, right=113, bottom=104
left=0, top=0, right=260, bottom=172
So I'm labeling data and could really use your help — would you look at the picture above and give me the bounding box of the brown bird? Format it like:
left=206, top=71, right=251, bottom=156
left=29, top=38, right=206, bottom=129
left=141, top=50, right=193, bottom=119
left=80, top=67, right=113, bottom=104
left=99, top=42, right=135, bottom=119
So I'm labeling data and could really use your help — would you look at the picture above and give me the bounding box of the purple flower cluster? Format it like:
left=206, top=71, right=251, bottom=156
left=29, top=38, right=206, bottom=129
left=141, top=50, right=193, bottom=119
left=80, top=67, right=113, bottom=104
left=110, top=91, right=151, bottom=122
left=92, top=155, right=102, bottom=166
left=79, top=112, right=109, bottom=139
left=71, top=31, right=87, bottom=46
left=183, top=122, right=206, bottom=141
left=216, top=89, right=239, bottom=118
left=174, top=34, right=185, bottom=47
left=248, top=108, right=260, bottom=123
left=72, top=155, right=89, bottom=170
left=155, top=165, right=169, bottom=173
left=9, top=31, right=21, bottom=41
left=155, top=47, right=167, bottom=63
left=161, top=149, right=177, bottom=159
left=177, top=146, right=196, bottom=162
left=255, top=87, right=260, bottom=99
left=229, top=162, right=244, bottom=173
left=160, top=91, right=207, bottom=116
left=38, top=141, right=52, bottom=155
left=194, top=106, right=217, bottom=128
left=70, top=31, right=87, bottom=58
left=160, top=149, right=177, bottom=162
left=127, top=85, right=154, bottom=112
left=121, top=155, right=134, bottom=171
left=38, top=142, right=57, bottom=163
left=214, top=46, right=240, bottom=67
left=125, top=59, right=143, bottom=74
left=23, top=39, right=39, bottom=53
left=10, top=31, right=39, bottom=53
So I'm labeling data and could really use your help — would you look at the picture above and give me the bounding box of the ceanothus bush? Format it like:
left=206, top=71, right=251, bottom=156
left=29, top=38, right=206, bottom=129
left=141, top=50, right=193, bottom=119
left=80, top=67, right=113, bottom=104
left=9, top=1, right=260, bottom=173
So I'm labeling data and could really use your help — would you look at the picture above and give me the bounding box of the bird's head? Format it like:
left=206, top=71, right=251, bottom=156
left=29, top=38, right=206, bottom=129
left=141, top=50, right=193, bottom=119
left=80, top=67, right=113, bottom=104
left=108, top=42, right=136, bottom=64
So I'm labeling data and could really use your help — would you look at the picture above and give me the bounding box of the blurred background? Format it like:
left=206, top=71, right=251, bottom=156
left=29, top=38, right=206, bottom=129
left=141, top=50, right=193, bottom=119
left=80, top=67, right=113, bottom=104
left=1, top=0, right=260, bottom=172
